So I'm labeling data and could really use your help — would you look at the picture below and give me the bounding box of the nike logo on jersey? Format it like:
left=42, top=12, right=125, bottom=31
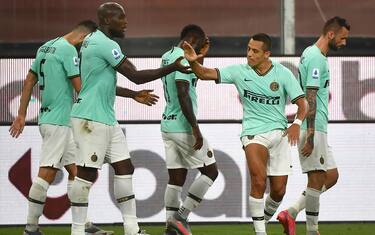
left=244, top=78, right=253, bottom=82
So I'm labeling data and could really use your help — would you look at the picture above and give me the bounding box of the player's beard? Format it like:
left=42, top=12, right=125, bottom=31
left=109, top=29, right=125, bottom=38
left=328, top=38, right=339, bottom=51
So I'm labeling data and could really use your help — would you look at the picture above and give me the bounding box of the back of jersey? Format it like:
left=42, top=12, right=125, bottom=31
left=30, top=37, right=79, bottom=126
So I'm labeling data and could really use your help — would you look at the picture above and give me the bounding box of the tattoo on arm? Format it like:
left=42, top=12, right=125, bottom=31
left=306, top=88, right=318, bottom=144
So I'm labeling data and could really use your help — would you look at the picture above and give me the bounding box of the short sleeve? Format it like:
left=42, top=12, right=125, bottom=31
left=284, top=68, right=305, bottom=103
left=30, top=58, right=38, bottom=75
left=101, top=40, right=126, bottom=68
left=217, top=64, right=239, bottom=84
left=305, top=56, right=325, bottom=89
left=175, top=58, right=193, bottom=83
left=62, top=46, right=80, bottom=79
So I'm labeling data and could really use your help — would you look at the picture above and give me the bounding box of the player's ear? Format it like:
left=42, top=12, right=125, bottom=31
left=327, top=31, right=335, bottom=40
left=264, top=50, right=271, bottom=59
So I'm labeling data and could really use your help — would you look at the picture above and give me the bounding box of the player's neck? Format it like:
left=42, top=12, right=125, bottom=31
left=63, top=33, right=78, bottom=46
left=253, top=60, right=272, bottom=76
left=315, top=36, right=329, bottom=56
left=98, top=26, right=113, bottom=39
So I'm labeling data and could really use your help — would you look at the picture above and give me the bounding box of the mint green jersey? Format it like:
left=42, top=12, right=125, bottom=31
left=218, top=60, right=304, bottom=137
left=30, top=37, right=79, bottom=126
left=71, top=30, right=126, bottom=125
left=160, top=47, right=197, bottom=133
left=298, top=45, right=329, bottom=133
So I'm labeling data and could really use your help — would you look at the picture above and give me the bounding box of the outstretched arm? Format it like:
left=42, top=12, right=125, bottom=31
left=301, top=88, right=317, bottom=156
left=182, top=41, right=218, bottom=81
left=116, top=86, right=159, bottom=106
left=116, top=57, right=190, bottom=85
left=9, top=71, right=38, bottom=138
left=176, top=80, right=203, bottom=150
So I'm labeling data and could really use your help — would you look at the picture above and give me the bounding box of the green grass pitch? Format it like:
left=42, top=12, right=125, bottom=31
left=1, top=223, right=374, bottom=235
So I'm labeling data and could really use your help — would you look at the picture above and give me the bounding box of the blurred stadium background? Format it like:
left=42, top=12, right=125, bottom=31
left=1, top=1, right=374, bottom=234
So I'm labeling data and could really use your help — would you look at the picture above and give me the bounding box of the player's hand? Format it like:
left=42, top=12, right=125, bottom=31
left=173, top=56, right=192, bottom=74
left=182, top=41, right=204, bottom=63
left=301, top=134, right=314, bottom=157
left=134, top=89, right=159, bottom=106
left=199, top=37, right=210, bottom=57
left=9, top=115, right=26, bottom=138
left=285, top=124, right=300, bottom=146
left=192, top=125, right=203, bottom=150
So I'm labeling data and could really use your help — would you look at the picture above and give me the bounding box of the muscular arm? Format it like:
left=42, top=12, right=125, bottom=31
left=9, top=71, right=38, bottom=138
left=294, top=97, right=308, bottom=122
left=176, top=81, right=197, bottom=127
left=189, top=61, right=218, bottom=81
left=116, top=86, right=137, bottom=98
left=70, top=76, right=81, bottom=93
left=176, top=80, right=203, bottom=149
left=18, top=71, right=38, bottom=117
left=305, top=88, right=318, bottom=144
left=116, top=57, right=187, bottom=85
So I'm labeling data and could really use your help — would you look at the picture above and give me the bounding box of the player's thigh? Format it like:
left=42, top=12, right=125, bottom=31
left=298, top=130, right=329, bottom=173
left=268, top=130, right=292, bottom=176
left=105, top=125, right=131, bottom=165
left=162, top=132, right=216, bottom=170
left=241, top=129, right=286, bottom=176
left=71, top=118, right=110, bottom=169
left=39, top=124, right=71, bottom=169
left=61, top=129, right=77, bottom=169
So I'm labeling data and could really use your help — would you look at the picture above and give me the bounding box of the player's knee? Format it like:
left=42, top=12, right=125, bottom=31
left=29, top=177, right=50, bottom=202
left=68, top=177, right=92, bottom=204
left=270, top=185, right=286, bottom=201
left=76, top=166, right=97, bottom=182
left=200, top=163, right=219, bottom=181
left=112, top=159, right=134, bottom=175
left=251, top=176, right=267, bottom=192
left=168, top=176, right=185, bottom=186
left=202, top=168, right=218, bottom=182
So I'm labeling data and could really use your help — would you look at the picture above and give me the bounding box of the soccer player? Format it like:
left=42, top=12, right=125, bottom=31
left=277, top=16, right=350, bottom=235
left=68, top=2, right=191, bottom=235
left=183, top=33, right=308, bottom=235
left=160, top=25, right=218, bottom=235
left=8, top=20, right=118, bottom=235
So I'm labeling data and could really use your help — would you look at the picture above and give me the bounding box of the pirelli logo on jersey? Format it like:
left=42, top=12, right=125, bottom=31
left=244, top=90, right=280, bottom=105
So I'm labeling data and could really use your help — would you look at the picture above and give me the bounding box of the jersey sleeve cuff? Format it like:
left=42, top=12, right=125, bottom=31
left=114, top=56, right=127, bottom=69
left=215, top=68, right=221, bottom=84
left=67, top=74, right=80, bottom=80
left=29, top=69, right=37, bottom=76
left=291, top=94, right=305, bottom=104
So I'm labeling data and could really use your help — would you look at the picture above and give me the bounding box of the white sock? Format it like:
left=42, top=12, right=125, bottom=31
left=249, top=196, right=266, bottom=234
left=178, top=175, right=214, bottom=220
left=288, top=190, right=306, bottom=219
left=305, top=187, right=321, bottom=233
left=26, top=177, right=50, bottom=232
left=264, top=195, right=281, bottom=222
left=164, top=184, right=182, bottom=222
left=288, top=184, right=326, bottom=220
left=70, top=177, right=92, bottom=235
left=114, top=174, right=139, bottom=235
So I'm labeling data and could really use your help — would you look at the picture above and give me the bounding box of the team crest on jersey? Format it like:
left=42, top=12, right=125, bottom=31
left=312, top=68, right=320, bottom=79
left=270, top=81, right=279, bottom=91
left=112, top=49, right=121, bottom=60
left=91, top=153, right=98, bottom=162
left=73, top=56, right=79, bottom=66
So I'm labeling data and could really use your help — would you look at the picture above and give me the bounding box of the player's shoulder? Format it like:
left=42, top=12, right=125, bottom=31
left=303, top=45, right=325, bottom=61
left=272, top=60, right=295, bottom=79
left=162, top=46, right=183, bottom=60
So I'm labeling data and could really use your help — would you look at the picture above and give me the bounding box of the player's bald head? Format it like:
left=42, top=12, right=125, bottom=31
left=97, top=2, right=125, bottom=24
